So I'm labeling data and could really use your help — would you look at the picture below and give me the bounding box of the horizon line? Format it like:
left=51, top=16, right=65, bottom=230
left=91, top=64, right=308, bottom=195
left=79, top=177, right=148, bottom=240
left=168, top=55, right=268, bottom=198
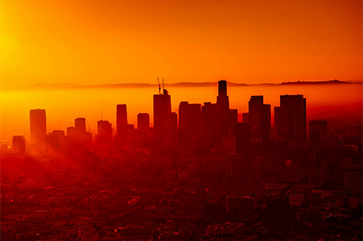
left=2, top=79, right=362, bottom=91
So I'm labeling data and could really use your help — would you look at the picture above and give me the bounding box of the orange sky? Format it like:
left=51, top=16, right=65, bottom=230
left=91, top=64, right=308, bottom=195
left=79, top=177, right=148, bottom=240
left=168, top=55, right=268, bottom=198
left=0, top=0, right=362, bottom=88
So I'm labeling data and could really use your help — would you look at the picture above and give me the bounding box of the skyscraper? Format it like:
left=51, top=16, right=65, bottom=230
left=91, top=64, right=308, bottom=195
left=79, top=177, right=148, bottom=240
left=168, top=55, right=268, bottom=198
left=216, top=80, right=230, bottom=142
left=12, top=135, right=26, bottom=155
left=248, top=96, right=271, bottom=143
left=249, top=96, right=263, bottom=135
left=75, top=118, right=86, bottom=136
left=97, top=120, right=113, bottom=144
left=201, top=102, right=217, bottom=151
left=275, top=95, right=306, bottom=143
left=178, top=102, right=202, bottom=138
left=137, top=113, right=150, bottom=132
left=116, top=104, right=128, bottom=135
left=115, top=104, right=128, bottom=146
left=153, top=89, right=172, bottom=147
left=29, top=109, right=46, bottom=146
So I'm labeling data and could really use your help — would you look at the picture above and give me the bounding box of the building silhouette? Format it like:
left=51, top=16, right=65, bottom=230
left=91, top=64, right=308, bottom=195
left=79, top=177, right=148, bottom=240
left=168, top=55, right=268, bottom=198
left=75, top=118, right=86, bottom=136
left=29, top=109, right=46, bottom=146
left=178, top=102, right=203, bottom=147
left=12, top=135, right=26, bottom=155
left=275, top=95, right=306, bottom=143
left=137, top=113, right=150, bottom=132
left=154, top=89, right=176, bottom=147
left=248, top=96, right=271, bottom=143
left=216, top=80, right=230, bottom=142
left=97, top=120, right=112, bottom=144
left=116, top=104, right=128, bottom=135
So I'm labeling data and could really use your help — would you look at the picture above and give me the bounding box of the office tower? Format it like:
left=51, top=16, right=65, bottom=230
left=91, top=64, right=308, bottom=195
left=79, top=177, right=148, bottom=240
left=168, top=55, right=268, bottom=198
left=235, top=123, right=250, bottom=154
left=116, top=104, right=128, bottom=134
left=12, top=135, right=26, bottom=155
left=29, top=109, right=46, bottom=146
left=137, top=113, right=150, bottom=132
left=274, top=106, right=287, bottom=142
left=200, top=102, right=216, bottom=151
left=75, top=118, right=86, bottom=135
left=218, top=79, right=227, bottom=96
left=216, top=80, right=230, bottom=142
left=248, top=96, right=271, bottom=143
left=115, top=104, right=128, bottom=146
left=179, top=101, right=190, bottom=129
left=249, top=96, right=263, bottom=137
left=153, top=89, right=172, bottom=147
left=275, top=95, right=306, bottom=143
left=179, top=102, right=202, bottom=138
left=309, top=120, right=328, bottom=146
left=46, top=130, right=65, bottom=150
left=261, top=104, right=271, bottom=143
left=97, top=120, right=112, bottom=144
left=67, top=127, right=76, bottom=137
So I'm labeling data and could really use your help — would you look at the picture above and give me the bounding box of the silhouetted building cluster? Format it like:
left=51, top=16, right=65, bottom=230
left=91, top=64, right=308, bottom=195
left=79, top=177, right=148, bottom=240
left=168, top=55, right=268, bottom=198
left=3, top=80, right=362, bottom=240
left=20, top=80, right=346, bottom=158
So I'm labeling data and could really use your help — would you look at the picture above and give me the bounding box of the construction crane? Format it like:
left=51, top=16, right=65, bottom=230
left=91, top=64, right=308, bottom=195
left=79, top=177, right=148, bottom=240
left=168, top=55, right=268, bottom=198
left=157, top=76, right=161, bottom=94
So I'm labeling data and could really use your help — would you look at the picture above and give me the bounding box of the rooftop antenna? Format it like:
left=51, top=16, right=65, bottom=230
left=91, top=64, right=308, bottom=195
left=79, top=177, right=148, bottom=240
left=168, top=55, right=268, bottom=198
left=157, top=76, right=161, bottom=94
left=162, top=78, right=164, bottom=92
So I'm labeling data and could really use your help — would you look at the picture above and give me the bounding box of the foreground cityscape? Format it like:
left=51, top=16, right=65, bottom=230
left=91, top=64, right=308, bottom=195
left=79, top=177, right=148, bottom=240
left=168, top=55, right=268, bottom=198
left=1, top=80, right=362, bottom=240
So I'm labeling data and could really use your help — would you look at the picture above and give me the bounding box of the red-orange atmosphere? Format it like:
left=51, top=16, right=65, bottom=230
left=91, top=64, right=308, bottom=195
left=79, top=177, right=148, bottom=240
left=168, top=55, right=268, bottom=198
left=1, top=0, right=362, bottom=88
left=0, top=0, right=362, bottom=142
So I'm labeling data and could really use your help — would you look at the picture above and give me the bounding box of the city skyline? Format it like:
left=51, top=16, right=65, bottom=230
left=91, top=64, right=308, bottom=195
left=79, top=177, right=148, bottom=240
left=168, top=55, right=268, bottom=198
left=2, top=79, right=361, bottom=240
left=20, top=80, right=313, bottom=154
left=1, top=1, right=362, bottom=239
left=1, top=80, right=362, bottom=144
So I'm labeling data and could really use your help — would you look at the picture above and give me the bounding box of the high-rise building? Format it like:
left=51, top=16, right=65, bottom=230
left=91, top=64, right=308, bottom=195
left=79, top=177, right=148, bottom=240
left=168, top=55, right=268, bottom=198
left=137, top=113, right=150, bottom=132
left=248, top=96, right=271, bottom=143
left=275, top=95, right=306, bottom=143
left=75, top=118, right=86, bottom=135
left=30, top=109, right=46, bottom=146
left=178, top=102, right=202, bottom=139
left=153, top=89, right=172, bottom=147
left=115, top=104, right=128, bottom=146
left=67, top=126, right=76, bottom=137
left=179, top=101, right=190, bottom=129
left=97, top=120, right=112, bottom=144
left=137, top=113, right=150, bottom=147
left=200, top=102, right=217, bottom=151
left=216, top=80, right=230, bottom=142
left=12, top=135, right=26, bottom=155
left=46, top=130, right=65, bottom=150
left=116, top=104, right=127, bottom=133
left=261, top=104, right=271, bottom=143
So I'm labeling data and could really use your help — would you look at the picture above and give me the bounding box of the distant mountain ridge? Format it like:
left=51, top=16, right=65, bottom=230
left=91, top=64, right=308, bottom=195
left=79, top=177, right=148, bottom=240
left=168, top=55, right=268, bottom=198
left=3, top=80, right=361, bottom=90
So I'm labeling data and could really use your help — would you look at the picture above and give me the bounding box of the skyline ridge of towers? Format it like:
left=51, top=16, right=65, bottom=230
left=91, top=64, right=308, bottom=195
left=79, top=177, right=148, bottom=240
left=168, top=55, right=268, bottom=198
left=26, top=80, right=309, bottom=154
